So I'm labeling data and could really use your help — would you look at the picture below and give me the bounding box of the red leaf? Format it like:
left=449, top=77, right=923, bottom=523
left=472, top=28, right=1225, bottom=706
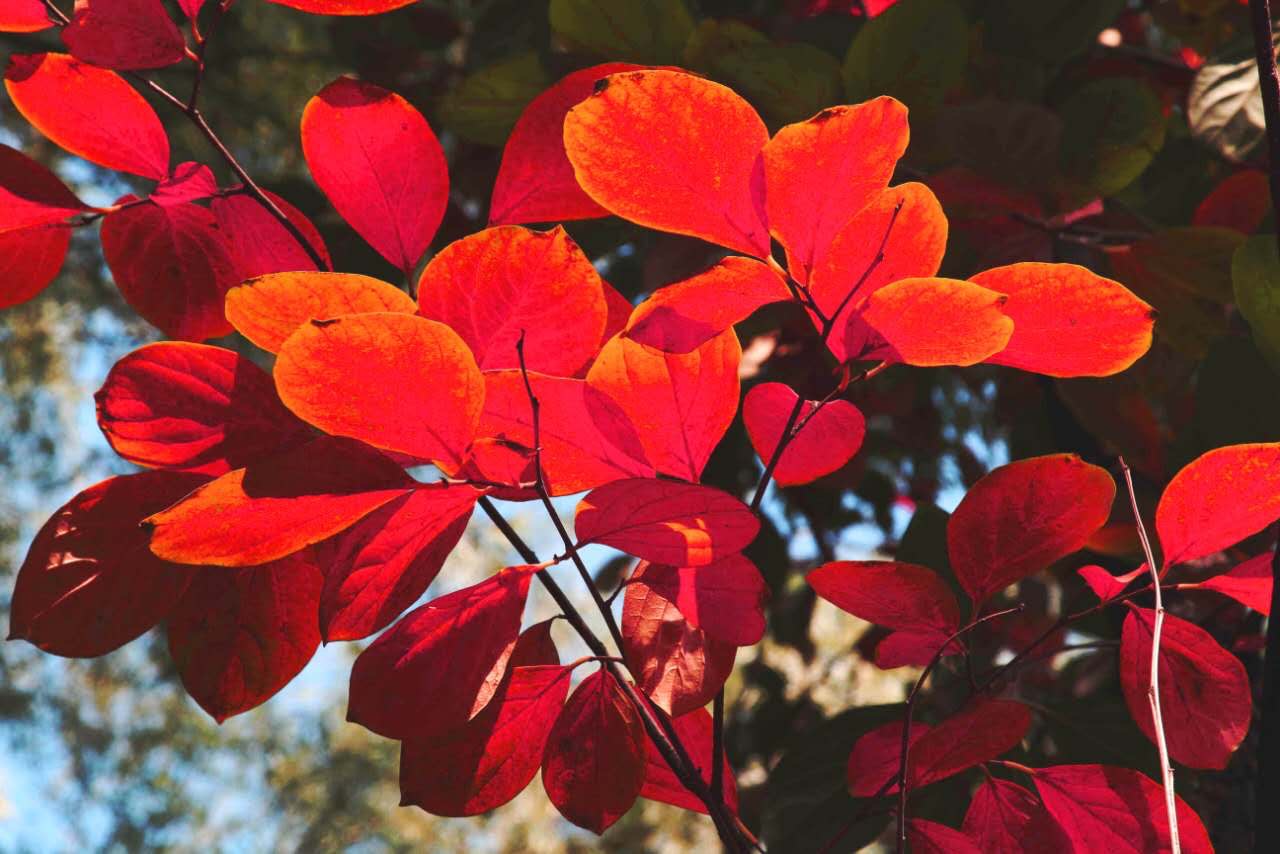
left=848, top=699, right=1031, bottom=796
left=872, top=629, right=961, bottom=669
left=476, top=370, right=653, bottom=496
left=146, top=436, right=415, bottom=566
left=640, top=707, right=739, bottom=814
left=962, top=777, right=1069, bottom=853
left=907, top=820, right=982, bottom=854
left=490, top=62, right=642, bottom=226
left=948, top=454, right=1115, bottom=605
left=969, top=262, right=1155, bottom=377
left=5, top=52, right=169, bottom=179
left=621, top=570, right=736, bottom=716
left=564, top=69, right=770, bottom=257
left=61, top=0, right=186, bottom=70
left=347, top=565, right=535, bottom=740
left=1199, top=552, right=1272, bottom=614
left=316, top=483, right=479, bottom=642
left=600, top=279, right=633, bottom=345
left=225, top=270, right=415, bottom=354
left=850, top=277, right=1013, bottom=367
left=1194, top=169, right=1269, bottom=234
left=167, top=551, right=323, bottom=722
left=100, top=197, right=239, bottom=341
left=150, top=161, right=217, bottom=206
left=456, top=437, right=537, bottom=496
left=631, top=555, right=767, bottom=646
left=1078, top=564, right=1145, bottom=603
left=743, top=382, right=866, bottom=485
left=586, top=329, right=740, bottom=482
left=763, top=98, right=909, bottom=280
left=0, top=0, right=53, bottom=31
left=273, top=312, right=484, bottom=470
left=0, top=221, right=71, bottom=308
left=542, top=669, right=647, bottom=833
left=301, top=76, right=446, bottom=273
left=576, top=478, right=760, bottom=567
left=1033, top=764, right=1214, bottom=854
left=624, top=257, right=791, bottom=354
left=9, top=471, right=204, bottom=657
left=209, top=188, right=330, bottom=278
left=808, top=560, right=959, bottom=635
left=1155, top=442, right=1280, bottom=568
left=267, top=0, right=418, bottom=14
left=94, top=341, right=311, bottom=474
left=0, top=143, right=88, bottom=231
left=176, top=0, right=205, bottom=19
left=1120, top=606, right=1251, bottom=770
left=417, top=226, right=608, bottom=375
left=399, top=623, right=571, bottom=816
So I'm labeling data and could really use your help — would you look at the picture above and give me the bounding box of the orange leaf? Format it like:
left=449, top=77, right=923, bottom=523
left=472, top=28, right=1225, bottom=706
left=624, top=256, right=790, bottom=353
left=763, top=98, right=909, bottom=280
left=417, top=226, right=608, bottom=375
left=0, top=0, right=53, bottom=31
left=852, top=277, right=1013, bottom=367
left=743, top=382, right=866, bottom=485
left=564, top=69, right=771, bottom=257
left=225, top=271, right=415, bottom=354
left=969, top=262, right=1154, bottom=377
left=273, top=312, right=484, bottom=469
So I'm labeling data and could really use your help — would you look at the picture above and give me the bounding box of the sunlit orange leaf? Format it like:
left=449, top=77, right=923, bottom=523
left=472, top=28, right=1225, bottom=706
left=167, top=550, right=323, bottom=722
left=267, top=0, right=418, bottom=13
left=9, top=471, right=204, bottom=657
left=969, top=262, right=1155, bottom=377
left=541, top=668, right=647, bottom=833
left=302, top=76, right=447, bottom=273
left=418, top=226, right=608, bottom=375
left=1155, top=442, right=1280, bottom=568
left=630, top=555, right=768, bottom=646
left=851, top=277, right=1013, bottom=367
left=100, top=197, right=239, bottom=341
left=5, top=52, right=169, bottom=179
left=95, top=342, right=311, bottom=474
left=743, top=382, right=865, bottom=485
left=477, top=370, right=653, bottom=495
left=225, top=271, right=415, bottom=354
left=1194, top=169, right=1269, bottom=235
left=624, top=257, right=790, bottom=353
left=0, top=143, right=88, bottom=232
left=347, top=565, right=534, bottom=740
left=948, top=454, right=1115, bottom=605
left=1120, top=606, right=1250, bottom=770
left=0, top=221, right=71, bottom=308
left=456, top=437, right=536, bottom=497
left=209, top=187, right=331, bottom=278
left=0, top=0, right=52, bottom=31
left=316, top=483, right=479, bottom=641
left=273, top=312, right=484, bottom=470
left=564, top=69, right=771, bottom=257
left=399, top=623, right=570, bottom=817
left=639, top=707, right=739, bottom=814
left=586, top=329, right=740, bottom=482
left=146, top=436, right=415, bottom=566
left=763, top=97, right=909, bottom=279
left=1199, top=552, right=1272, bottom=614
left=575, top=478, right=759, bottom=566
left=62, top=0, right=186, bottom=70
left=490, top=62, right=641, bottom=225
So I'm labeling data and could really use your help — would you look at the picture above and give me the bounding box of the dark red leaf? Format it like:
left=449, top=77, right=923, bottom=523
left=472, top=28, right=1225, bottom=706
left=94, top=341, right=311, bottom=474
left=947, top=454, right=1115, bottom=605
left=542, top=669, right=647, bottom=834
left=1198, top=552, right=1272, bottom=614
left=150, top=161, right=217, bottom=206
left=167, top=550, right=323, bottom=722
left=846, top=719, right=931, bottom=797
left=907, top=819, right=982, bottom=854
left=576, top=478, right=760, bottom=567
left=743, top=382, right=866, bottom=486
left=807, top=560, right=959, bottom=635
left=62, top=0, right=186, bottom=70
left=1120, top=606, right=1251, bottom=769
left=1194, top=169, right=1269, bottom=234
left=872, top=628, right=961, bottom=669
left=962, top=777, right=1069, bottom=853
left=640, top=707, right=739, bottom=814
left=9, top=471, right=205, bottom=657
left=209, top=188, right=331, bottom=278
left=346, top=565, right=535, bottom=740
left=316, top=484, right=479, bottom=642
left=0, top=143, right=88, bottom=231
left=1078, top=564, right=1145, bottom=603
left=630, top=555, right=768, bottom=646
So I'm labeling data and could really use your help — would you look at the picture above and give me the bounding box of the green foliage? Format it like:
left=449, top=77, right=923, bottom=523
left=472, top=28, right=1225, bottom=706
left=549, top=0, right=694, bottom=64
left=1058, top=78, right=1167, bottom=202
left=842, top=0, right=969, bottom=112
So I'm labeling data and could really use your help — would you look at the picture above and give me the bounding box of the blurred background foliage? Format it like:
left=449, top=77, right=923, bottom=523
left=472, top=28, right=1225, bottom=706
left=1, top=0, right=1274, bottom=850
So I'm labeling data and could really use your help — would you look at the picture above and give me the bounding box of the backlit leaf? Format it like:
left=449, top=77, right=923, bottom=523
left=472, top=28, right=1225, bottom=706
left=576, top=478, right=760, bottom=566
left=0, top=221, right=71, bottom=308
left=417, top=226, right=608, bottom=375
left=0, top=143, right=88, bottom=232
left=61, top=0, right=186, bottom=70
left=146, top=436, right=415, bottom=567
left=852, top=277, right=1013, bottom=367
left=640, top=707, right=739, bottom=814
left=962, top=777, right=1067, bottom=853
left=150, top=161, right=217, bottom=206
left=9, top=471, right=205, bottom=657
left=209, top=188, right=331, bottom=278
left=808, top=560, right=959, bottom=635
left=0, top=0, right=52, bottom=31
left=1199, top=551, right=1273, bottom=614
left=907, top=820, right=982, bottom=854
left=630, top=555, right=768, bottom=646
left=5, top=52, right=169, bottom=179
left=564, top=69, right=771, bottom=257
left=1078, top=564, right=1145, bottom=604
left=301, top=76, right=447, bottom=273
left=743, top=383, right=866, bottom=486
left=267, top=0, right=418, bottom=13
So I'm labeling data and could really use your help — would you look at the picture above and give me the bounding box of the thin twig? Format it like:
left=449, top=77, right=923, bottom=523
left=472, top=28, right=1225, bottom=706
left=1120, top=457, right=1180, bottom=854
left=822, top=199, right=904, bottom=338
